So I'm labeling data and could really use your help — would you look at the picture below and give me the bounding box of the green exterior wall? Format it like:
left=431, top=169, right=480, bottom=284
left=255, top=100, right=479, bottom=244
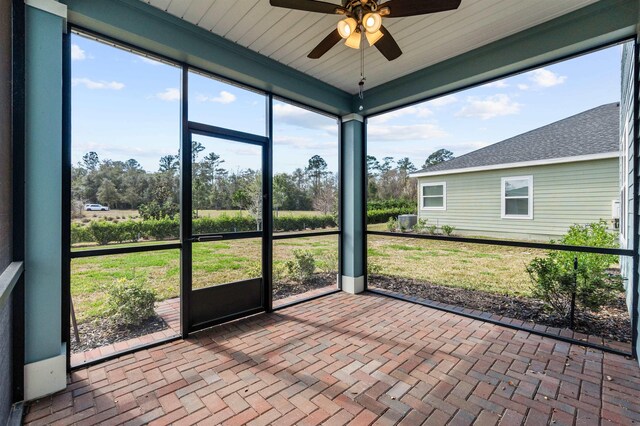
left=416, top=158, right=619, bottom=241
left=24, top=6, right=64, bottom=363
left=620, top=43, right=635, bottom=315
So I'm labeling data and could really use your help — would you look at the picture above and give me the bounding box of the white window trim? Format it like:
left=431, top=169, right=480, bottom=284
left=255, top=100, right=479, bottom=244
left=501, top=176, right=533, bottom=220
left=420, top=182, right=446, bottom=211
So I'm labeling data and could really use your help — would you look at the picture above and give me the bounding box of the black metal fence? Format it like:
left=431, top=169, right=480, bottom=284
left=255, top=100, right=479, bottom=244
left=366, top=230, right=636, bottom=357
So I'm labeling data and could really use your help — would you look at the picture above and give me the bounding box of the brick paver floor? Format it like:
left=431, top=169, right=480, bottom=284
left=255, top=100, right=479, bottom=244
left=71, top=286, right=337, bottom=367
left=25, top=292, right=640, bottom=425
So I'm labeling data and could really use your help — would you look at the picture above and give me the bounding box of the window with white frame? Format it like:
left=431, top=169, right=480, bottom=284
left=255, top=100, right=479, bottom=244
left=420, top=182, right=446, bottom=210
left=501, top=176, right=533, bottom=219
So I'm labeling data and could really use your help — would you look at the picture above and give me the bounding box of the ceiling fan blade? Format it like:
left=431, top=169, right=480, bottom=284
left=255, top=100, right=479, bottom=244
left=270, top=0, right=346, bottom=14
left=375, top=26, right=402, bottom=61
left=382, top=0, right=461, bottom=17
left=308, top=29, right=343, bottom=59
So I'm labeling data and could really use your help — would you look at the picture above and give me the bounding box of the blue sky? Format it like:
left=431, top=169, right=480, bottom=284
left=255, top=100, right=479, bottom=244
left=72, top=33, right=625, bottom=174
left=368, top=43, right=625, bottom=169
left=71, top=34, right=339, bottom=174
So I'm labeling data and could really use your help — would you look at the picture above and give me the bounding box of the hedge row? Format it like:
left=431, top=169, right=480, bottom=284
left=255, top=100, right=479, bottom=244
left=367, top=199, right=415, bottom=211
left=72, top=208, right=413, bottom=245
left=366, top=207, right=416, bottom=224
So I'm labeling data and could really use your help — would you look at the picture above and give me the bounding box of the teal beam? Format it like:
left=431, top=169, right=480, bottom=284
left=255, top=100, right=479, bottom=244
left=25, top=6, right=64, bottom=363
left=341, top=116, right=365, bottom=288
left=358, top=0, right=638, bottom=116
left=61, top=0, right=353, bottom=116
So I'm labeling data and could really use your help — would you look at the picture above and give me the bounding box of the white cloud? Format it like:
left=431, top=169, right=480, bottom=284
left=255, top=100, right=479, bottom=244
left=483, top=80, right=509, bottom=88
left=428, top=95, right=458, bottom=107
left=367, top=123, right=448, bottom=142
left=456, top=94, right=521, bottom=120
left=155, top=88, right=180, bottom=102
left=72, top=78, right=125, bottom=90
left=274, top=135, right=338, bottom=151
left=517, top=84, right=529, bottom=91
left=528, top=68, right=567, bottom=88
left=71, top=44, right=86, bottom=61
left=371, top=105, right=432, bottom=124
left=453, top=141, right=491, bottom=153
left=273, top=103, right=338, bottom=134
left=197, top=90, right=236, bottom=104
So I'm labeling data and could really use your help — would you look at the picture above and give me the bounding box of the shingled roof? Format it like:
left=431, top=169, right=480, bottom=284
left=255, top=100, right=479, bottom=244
left=413, top=103, right=620, bottom=176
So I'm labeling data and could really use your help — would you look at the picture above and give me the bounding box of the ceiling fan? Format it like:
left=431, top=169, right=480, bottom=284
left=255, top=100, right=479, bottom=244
left=269, top=0, right=462, bottom=61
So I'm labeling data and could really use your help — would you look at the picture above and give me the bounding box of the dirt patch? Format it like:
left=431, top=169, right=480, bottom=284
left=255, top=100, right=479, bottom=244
left=70, top=315, right=168, bottom=353
left=273, top=273, right=337, bottom=300
left=369, top=274, right=631, bottom=344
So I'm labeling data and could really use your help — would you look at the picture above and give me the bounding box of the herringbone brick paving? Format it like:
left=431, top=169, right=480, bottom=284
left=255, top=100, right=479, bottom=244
left=25, top=292, right=640, bottom=425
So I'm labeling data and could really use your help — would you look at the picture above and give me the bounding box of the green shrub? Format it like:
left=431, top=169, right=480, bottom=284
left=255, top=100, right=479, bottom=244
left=413, top=219, right=428, bottom=233
left=386, top=217, right=398, bottom=232
left=367, top=199, right=415, bottom=212
left=441, top=225, right=455, bottom=236
left=76, top=212, right=339, bottom=245
left=118, top=220, right=141, bottom=242
left=71, top=224, right=94, bottom=244
left=367, top=208, right=415, bottom=224
left=274, top=215, right=336, bottom=232
left=89, top=221, right=121, bottom=245
left=193, top=214, right=255, bottom=234
left=106, top=279, right=157, bottom=326
left=426, top=225, right=437, bottom=235
left=286, top=250, right=316, bottom=282
left=527, top=221, right=623, bottom=320
left=140, top=218, right=180, bottom=241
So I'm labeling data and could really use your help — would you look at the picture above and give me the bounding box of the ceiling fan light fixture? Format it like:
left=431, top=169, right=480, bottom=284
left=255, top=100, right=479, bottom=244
left=362, top=12, right=382, bottom=33
left=337, top=17, right=357, bottom=38
left=344, top=31, right=361, bottom=49
left=365, top=29, right=384, bottom=46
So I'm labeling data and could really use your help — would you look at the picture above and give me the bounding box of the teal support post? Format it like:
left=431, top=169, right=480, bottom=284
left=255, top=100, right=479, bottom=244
left=23, top=2, right=67, bottom=400
left=341, top=115, right=365, bottom=293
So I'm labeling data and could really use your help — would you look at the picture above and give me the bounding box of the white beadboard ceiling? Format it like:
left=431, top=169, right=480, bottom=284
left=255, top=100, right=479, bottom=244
left=141, top=0, right=599, bottom=94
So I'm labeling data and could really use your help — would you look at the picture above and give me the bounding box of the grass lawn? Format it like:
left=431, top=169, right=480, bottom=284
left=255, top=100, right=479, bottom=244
left=71, top=235, right=339, bottom=323
left=70, top=232, right=544, bottom=324
left=367, top=235, right=545, bottom=297
left=74, top=209, right=325, bottom=223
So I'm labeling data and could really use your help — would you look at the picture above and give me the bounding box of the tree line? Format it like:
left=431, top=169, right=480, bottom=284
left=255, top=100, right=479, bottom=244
left=73, top=143, right=453, bottom=217
left=367, top=148, right=454, bottom=202
left=72, top=141, right=338, bottom=219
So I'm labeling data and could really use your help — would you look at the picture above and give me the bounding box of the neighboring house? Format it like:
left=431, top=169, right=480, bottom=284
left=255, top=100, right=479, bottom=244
left=410, top=103, right=620, bottom=241
left=619, top=43, right=634, bottom=313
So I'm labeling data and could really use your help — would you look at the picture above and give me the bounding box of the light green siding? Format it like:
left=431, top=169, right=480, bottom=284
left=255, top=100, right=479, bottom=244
left=416, top=158, right=619, bottom=241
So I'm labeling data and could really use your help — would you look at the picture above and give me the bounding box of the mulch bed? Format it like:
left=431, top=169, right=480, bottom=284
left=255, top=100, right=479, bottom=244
left=72, top=275, right=336, bottom=353
left=70, top=315, right=168, bottom=353
left=369, top=274, right=632, bottom=344
left=273, top=273, right=337, bottom=300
